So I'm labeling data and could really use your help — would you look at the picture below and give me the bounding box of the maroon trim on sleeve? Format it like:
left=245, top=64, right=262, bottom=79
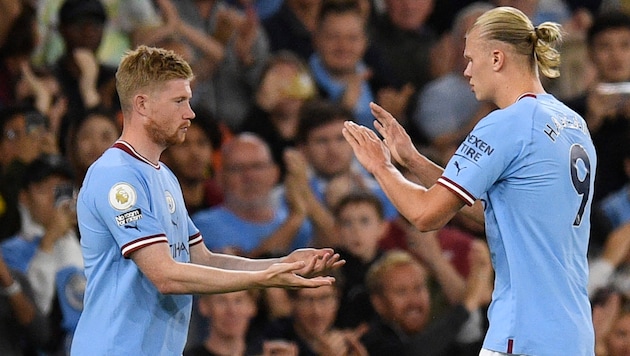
left=189, top=232, right=203, bottom=246
left=121, top=234, right=168, bottom=258
left=436, top=176, right=476, bottom=206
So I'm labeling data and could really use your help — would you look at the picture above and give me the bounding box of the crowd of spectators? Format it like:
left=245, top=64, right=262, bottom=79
left=1, top=0, right=630, bottom=355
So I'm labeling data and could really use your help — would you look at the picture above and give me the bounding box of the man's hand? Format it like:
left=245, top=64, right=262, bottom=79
left=74, top=48, right=101, bottom=108
left=260, top=260, right=337, bottom=289
left=214, top=7, right=244, bottom=44
left=342, top=120, right=392, bottom=175
left=19, top=61, right=52, bottom=115
left=370, top=102, right=420, bottom=167
left=234, top=4, right=259, bottom=66
left=316, top=325, right=369, bottom=356
left=256, top=64, right=287, bottom=111
left=282, top=248, right=345, bottom=278
left=155, top=0, right=181, bottom=31
left=40, top=204, right=76, bottom=253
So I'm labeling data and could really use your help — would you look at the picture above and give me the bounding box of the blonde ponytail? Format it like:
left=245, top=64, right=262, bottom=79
left=470, top=6, right=563, bottom=78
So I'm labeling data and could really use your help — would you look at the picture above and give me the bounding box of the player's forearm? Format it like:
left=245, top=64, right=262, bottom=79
left=405, top=151, right=485, bottom=227
left=404, top=151, right=444, bottom=188
left=136, top=244, right=281, bottom=293
left=192, top=247, right=280, bottom=271
left=157, top=261, right=269, bottom=294
left=371, top=163, right=448, bottom=232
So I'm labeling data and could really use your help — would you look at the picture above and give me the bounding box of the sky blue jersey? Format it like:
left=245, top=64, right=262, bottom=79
left=71, top=141, right=203, bottom=356
left=438, top=94, right=596, bottom=356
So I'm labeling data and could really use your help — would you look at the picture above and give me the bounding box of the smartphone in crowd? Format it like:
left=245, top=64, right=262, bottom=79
left=596, top=82, right=630, bottom=95
left=24, top=111, right=48, bottom=134
left=54, top=183, right=76, bottom=209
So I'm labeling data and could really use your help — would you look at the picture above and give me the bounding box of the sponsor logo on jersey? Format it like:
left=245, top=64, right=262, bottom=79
left=458, top=134, right=494, bottom=163
left=115, top=208, right=143, bottom=226
left=170, top=241, right=189, bottom=259
left=454, top=161, right=467, bottom=175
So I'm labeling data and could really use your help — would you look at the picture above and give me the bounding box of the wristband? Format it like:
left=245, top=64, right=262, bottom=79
left=1, top=280, right=22, bottom=297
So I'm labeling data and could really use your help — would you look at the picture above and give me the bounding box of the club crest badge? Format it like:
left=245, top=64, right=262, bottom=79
left=165, top=191, right=175, bottom=214
left=109, top=183, right=137, bottom=211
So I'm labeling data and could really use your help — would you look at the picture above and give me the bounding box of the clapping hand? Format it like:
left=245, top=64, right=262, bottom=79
left=370, top=102, right=420, bottom=167
left=342, top=119, right=392, bottom=175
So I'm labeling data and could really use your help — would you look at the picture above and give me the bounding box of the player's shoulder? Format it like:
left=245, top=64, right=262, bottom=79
left=92, top=146, right=148, bottom=176
left=82, top=148, right=150, bottom=198
left=485, top=94, right=558, bottom=128
left=474, top=104, right=522, bottom=135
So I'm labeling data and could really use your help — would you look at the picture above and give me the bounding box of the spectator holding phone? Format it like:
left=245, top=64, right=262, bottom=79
left=566, top=11, right=630, bottom=203
left=0, top=154, right=84, bottom=355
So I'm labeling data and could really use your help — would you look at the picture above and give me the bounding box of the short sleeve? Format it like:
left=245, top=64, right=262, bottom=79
left=439, top=109, right=530, bottom=205
left=79, top=166, right=168, bottom=258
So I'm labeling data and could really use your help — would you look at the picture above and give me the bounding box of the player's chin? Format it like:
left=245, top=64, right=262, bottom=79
left=167, top=134, right=186, bottom=146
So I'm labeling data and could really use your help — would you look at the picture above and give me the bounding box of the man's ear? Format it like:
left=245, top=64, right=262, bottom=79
left=133, top=94, right=149, bottom=117
left=492, top=49, right=504, bottom=71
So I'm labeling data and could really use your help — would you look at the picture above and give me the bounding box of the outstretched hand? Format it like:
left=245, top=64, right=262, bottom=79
left=369, top=102, right=419, bottom=167
left=262, top=260, right=337, bottom=289
left=283, top=248, right=345, bottom=278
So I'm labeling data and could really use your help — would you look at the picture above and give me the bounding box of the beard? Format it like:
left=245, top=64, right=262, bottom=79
left=144, top=118, right=185, bottom=148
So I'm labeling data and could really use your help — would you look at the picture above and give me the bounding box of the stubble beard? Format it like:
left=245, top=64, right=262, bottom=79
left=145, top=118, right=185, bottom=149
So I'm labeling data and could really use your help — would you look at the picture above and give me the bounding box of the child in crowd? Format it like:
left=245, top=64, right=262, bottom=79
left=332, top=191, right=388, bottom=328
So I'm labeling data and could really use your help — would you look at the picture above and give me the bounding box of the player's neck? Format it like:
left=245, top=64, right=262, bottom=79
left=119, top=131, right=164, bottom=165
left=496, top=79, right=545, bottom=109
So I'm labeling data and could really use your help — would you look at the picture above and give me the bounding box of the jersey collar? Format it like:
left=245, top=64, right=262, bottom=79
left=113, top=140, right=161, bottom=169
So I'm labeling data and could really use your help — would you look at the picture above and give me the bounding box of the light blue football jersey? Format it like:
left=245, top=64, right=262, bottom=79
left=71, top=141, right=202, bottom=356
left=438, top=94, right=596, bottom=356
